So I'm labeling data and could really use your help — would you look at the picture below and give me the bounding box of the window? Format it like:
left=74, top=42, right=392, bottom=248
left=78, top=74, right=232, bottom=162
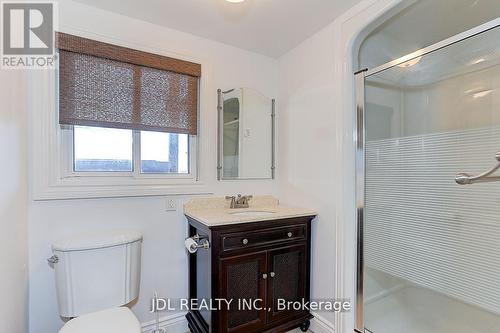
left=56, top=32, right=200, bottom=182
left=70, top=126, right=190, bottom=174
left=140, top=131, right=189, bottom=174
left=74, top=126, right=133, bottom=172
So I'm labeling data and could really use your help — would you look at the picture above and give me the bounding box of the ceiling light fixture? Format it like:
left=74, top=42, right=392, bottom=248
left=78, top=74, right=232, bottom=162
left=397, top=56, right=422, bottom=68
left=225, top=0, right=245, bottom=3
left=472, top=89, right=493, bottom=99
left=470, top=58, right=486, bottom=65
left=465, top=88, right=494, bottom=99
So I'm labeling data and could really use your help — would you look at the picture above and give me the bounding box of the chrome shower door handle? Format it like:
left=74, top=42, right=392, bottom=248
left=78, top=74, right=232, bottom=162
left=455, top=151, right=500, bottom=185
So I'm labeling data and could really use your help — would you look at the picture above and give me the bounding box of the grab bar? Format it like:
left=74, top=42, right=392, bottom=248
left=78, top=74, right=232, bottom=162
left=455, top=151, right=500, bottom=185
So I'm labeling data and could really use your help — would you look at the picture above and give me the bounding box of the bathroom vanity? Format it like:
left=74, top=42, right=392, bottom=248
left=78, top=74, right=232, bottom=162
left=184, top=196, right=316, bottom=333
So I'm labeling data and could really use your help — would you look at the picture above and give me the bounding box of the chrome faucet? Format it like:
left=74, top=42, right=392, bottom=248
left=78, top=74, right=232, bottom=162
left=225, top=194, right=253, bottom=209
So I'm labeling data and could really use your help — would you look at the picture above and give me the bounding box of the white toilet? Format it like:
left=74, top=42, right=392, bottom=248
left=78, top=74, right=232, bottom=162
left=50, top=231, right=143, bottom=333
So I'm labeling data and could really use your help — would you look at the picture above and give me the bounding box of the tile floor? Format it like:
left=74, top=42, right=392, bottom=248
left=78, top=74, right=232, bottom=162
left=365, top=285, right=500, bottom=333
left=188, top=328, right=308, bottom=333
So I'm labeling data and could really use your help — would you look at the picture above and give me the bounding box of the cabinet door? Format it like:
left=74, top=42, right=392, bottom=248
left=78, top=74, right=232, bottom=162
left=267, top=245, right=307, bottom=323
left=220, top=252, right=267, bottom=333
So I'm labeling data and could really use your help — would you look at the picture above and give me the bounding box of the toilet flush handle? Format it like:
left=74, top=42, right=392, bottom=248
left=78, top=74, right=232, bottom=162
left=47, top=255, right=59, bottom=264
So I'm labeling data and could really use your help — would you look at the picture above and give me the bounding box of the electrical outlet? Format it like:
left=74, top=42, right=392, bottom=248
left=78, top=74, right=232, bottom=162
left=166, top=198, right=177, bottom=211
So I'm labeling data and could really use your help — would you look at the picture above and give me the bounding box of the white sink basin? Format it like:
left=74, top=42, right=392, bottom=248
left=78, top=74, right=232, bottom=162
left=229, top=210, right=276, bottom=217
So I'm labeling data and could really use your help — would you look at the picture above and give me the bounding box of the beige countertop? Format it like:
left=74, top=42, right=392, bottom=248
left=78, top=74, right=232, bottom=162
left=184, top=195, right=317, bottom=227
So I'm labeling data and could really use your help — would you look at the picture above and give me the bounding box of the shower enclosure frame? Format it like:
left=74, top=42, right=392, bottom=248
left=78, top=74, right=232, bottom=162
left=353, top=17, right=500, bottom=333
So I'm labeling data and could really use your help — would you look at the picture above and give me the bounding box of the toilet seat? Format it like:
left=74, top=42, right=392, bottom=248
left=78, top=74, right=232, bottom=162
left=58, top=307, right=141, bottom=333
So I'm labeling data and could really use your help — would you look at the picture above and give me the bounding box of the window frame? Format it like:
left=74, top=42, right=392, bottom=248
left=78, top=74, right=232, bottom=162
left=60, top=126, right=197, bottom=180
left=30, top=31, right=211, bottom=200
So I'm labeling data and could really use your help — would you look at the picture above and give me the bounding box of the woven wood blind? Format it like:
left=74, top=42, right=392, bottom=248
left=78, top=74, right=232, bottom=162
left=56, top=32, right=201, bottom=135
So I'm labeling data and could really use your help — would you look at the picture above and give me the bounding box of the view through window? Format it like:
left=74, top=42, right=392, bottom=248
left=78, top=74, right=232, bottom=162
left=73, top=126, right=189, bottom=174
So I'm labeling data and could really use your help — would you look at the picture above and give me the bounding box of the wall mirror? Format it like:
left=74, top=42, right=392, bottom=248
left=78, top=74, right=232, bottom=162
left=217, top=88, right=275, bottom=180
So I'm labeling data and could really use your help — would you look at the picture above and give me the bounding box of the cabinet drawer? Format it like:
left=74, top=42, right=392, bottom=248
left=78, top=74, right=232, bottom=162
left=221, top=224, right=306, bottom=252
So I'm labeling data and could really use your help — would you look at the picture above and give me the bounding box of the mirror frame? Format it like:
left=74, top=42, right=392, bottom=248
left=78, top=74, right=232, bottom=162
left=217, top=88, right=275, bottom=180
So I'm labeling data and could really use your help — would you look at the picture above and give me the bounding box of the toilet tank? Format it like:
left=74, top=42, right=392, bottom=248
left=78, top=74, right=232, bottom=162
left=51, top=231, right=142, bottom=318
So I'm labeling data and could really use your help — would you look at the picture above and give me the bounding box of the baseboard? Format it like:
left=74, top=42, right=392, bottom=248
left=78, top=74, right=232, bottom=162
left=310, top=312, right=334, bottom=333
left=142, top=312, right=189, bottom=333
left=142, top=311, right=333, bottom=333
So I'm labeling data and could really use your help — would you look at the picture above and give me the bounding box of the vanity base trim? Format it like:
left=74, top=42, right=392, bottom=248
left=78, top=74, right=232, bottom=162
left=186, top=310, right=313, bottom=333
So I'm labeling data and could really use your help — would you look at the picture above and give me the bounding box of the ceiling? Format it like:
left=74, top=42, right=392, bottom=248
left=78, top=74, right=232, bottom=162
left=71, top=0, right=362, bottom=58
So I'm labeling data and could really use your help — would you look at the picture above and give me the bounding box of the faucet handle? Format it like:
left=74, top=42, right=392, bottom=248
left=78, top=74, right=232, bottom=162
left=239, top=195, right=252, bottom=207
left=225, top=196, right=236, bottom=208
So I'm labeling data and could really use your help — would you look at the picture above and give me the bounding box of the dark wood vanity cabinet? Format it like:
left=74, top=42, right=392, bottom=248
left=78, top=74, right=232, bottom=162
left=186, top=216, right=315, bottom=333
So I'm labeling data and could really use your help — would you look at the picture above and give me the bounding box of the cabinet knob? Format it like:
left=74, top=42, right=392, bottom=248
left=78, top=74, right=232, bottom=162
left=262, top=273, right=268, bottom=280
left=287, top=232, right=293, bottom=238
left=270, top=272, right=275, bottom=278
left=242, top=238, right=249, bottom=245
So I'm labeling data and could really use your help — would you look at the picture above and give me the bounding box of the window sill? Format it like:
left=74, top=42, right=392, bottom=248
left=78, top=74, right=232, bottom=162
left=33, top=181, right=212, bottom=201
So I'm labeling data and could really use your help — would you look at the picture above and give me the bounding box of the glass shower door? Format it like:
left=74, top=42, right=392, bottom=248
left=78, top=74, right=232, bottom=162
left=358, top=21, right=500, bottom=333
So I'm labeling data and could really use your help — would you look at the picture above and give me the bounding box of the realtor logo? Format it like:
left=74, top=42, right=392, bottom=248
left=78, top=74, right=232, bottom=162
left=1, top=1, right=57, bottom=68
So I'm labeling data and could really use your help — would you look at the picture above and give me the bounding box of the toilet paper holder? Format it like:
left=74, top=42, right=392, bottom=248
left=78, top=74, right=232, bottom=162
left=186, top=234, right=210, bottom=252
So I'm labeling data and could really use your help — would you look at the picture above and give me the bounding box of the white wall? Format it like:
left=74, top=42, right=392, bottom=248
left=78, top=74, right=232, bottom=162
left=365, top=83, right=403, bottom=140
left=402, top=64, right=500, bottom=136
left=0, top=71, right=29, bottom=332
left=277, top=1, right=403, bottom=332
left=365, top=61, right=500, bottom=139
left=277, top=21, right=340, bottom=327
left=28, top=1, right=279, bottom=332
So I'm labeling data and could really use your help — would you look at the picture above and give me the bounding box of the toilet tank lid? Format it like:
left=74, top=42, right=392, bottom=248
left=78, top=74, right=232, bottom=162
left=52, top=230, right=142, bottom=252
